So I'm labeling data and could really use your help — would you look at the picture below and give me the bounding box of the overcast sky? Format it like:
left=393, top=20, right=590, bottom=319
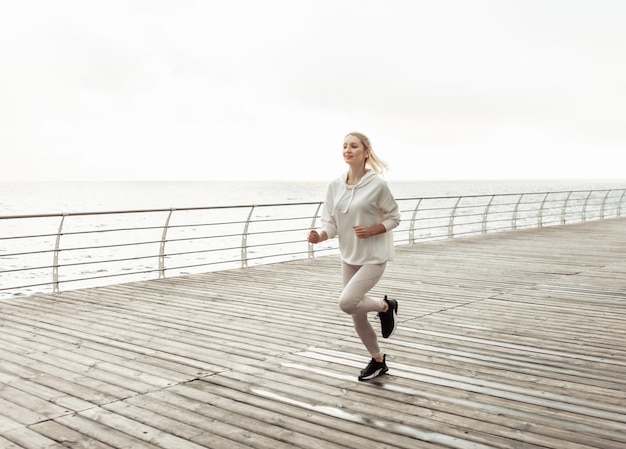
left=1, top=0, right=625, bottom=182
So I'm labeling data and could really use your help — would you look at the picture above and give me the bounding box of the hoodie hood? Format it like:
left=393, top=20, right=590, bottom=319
left=347, top=170, right=378, bottom=188
left=341, top=170, right=378, bottom=213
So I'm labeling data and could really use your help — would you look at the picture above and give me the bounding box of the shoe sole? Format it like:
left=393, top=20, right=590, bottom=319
left=358, top=366, right=389, bottom=381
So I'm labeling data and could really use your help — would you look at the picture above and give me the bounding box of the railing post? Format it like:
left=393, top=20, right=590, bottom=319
left=308, top=202, right=322, bottom=259
left=53, top=214, right=67, bottom=293
left=512, top=194, right=524, bottom=230
left=561, top=191, right=573, bottom=224
left=409, top=198, right=423, bottom=243
left=448, top=197, right=462, bottom=238
left=600, top=190, right=611, bottom=219
left=538, top=192, right=550, bottom=228
left=159, top=209, right=174, bottom=279
left=618, top=189, right=626, bottom=217
left=482, top=195, right=495, bottom=234
left=241, top=205, right=255, bottom=268
left=582, top=191, right=593, bottom=222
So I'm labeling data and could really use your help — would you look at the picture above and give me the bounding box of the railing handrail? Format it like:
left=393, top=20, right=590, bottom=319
left=1, top=188, right=625, bottom=297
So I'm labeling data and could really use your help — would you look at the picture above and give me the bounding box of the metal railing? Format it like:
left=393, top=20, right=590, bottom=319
left=1, top=189, right=625, bottom=297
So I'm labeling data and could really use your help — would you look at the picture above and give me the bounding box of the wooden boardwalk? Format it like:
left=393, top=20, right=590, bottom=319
left=1, top=218, right=625, bottom=449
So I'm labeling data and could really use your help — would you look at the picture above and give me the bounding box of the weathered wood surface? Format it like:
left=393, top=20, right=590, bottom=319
left=1, top=218, right=625, bottom=449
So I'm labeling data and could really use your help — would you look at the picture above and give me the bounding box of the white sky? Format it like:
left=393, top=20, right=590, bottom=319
left=1, top=0, right=625, bottom=182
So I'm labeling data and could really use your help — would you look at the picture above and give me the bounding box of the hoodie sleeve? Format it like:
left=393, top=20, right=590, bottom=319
left=379, top=181, right=401, bottom=232
left=320, top=183, right=338, bottom=239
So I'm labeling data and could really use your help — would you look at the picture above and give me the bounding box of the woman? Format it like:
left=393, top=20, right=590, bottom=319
left=308, top=131, right=401, bottom=381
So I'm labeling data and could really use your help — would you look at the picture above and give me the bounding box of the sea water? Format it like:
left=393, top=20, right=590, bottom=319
left=2, top=179, right=626, bottom=215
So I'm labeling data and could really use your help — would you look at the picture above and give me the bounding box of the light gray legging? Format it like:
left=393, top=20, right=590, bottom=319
left=339, top=261, right=386, bottom=359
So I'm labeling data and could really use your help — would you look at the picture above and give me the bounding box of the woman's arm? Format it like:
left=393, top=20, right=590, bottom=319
left=353, top=223, right=387, bottom=239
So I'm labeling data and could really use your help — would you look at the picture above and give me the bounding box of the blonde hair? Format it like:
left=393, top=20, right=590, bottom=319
left=346, top=131, right=389, bottom=174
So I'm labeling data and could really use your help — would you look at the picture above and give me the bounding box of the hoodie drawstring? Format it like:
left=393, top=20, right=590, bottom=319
left=341, top=185, right=356, bottom=213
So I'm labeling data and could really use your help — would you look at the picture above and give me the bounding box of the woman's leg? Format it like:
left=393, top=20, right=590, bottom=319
left=340, top=262, right=386, bottom=358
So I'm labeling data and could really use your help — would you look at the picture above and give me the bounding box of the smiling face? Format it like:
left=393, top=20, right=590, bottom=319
left=343, top=134, right=369, bottom=169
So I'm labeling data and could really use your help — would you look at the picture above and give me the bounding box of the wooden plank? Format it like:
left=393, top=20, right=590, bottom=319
left=0, top=426, right=68, bottom=449
left=28, top=420, right=118, bottom=449
left=51, top=413, right=163, bottom=449
left=0, top=435, right=24, bottom=449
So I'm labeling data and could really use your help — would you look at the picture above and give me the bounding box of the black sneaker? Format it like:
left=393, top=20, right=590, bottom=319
left=358, top=355, right=389, bottom=381
left=378, top=295, right=398, bottom=338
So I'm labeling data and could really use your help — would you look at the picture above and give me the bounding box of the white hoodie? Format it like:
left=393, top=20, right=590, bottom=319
left=320, top=171, right=401, bottom=265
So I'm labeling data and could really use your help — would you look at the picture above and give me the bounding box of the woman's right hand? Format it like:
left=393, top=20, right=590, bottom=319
left=308, top=230, right=321, bottom=244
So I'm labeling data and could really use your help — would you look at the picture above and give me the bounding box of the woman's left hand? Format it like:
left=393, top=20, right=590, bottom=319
left=353, top=226, right=372, bottom=239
